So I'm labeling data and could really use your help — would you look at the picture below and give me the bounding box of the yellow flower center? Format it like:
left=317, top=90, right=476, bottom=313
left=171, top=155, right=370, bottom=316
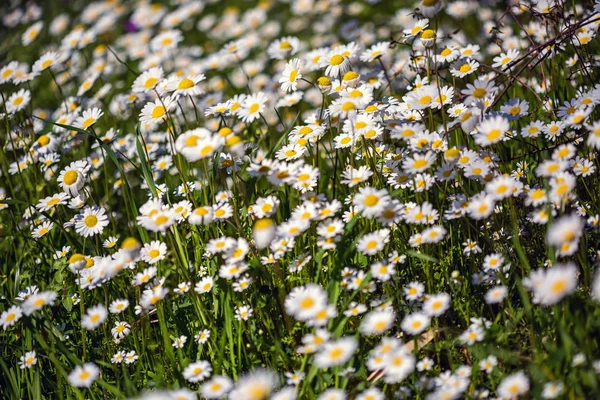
left=84, top=215, right=98, bottom=227
left=151, top=105, right=166, bottom=119
left=330, top=55, right=344, bottom=66
left=178, top=78, right=194, bottom=90
left=83, top=117, right=95, bottom=129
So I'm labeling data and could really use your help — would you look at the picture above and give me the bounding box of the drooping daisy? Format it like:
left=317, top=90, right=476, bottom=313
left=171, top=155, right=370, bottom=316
left=57, top=160, right=89, bottom=197
left=320, top=49, right=351, bottom=78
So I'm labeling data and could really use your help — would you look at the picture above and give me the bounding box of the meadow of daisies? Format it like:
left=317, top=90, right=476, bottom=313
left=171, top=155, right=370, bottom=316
left=3, top=0, right=600, bottom=399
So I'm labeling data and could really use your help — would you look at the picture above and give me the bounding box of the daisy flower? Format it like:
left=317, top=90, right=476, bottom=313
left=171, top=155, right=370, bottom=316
left=497, top=371, right=530, bottom=399
left=173, top=335, right=187, bottom=348
left=183, top=360, right=212, bottom=383
left=140, top=241, right=167, bottom=264
left=75, top=206, right=109, bottom=237
left=360, top=310, right=396, bottom=335
left=401, top=312, right=431, bottom=335
left=32, top=51, right=61, bottom=72
left=279, top=58, right=303, bottom=92
left=492, top=48, right=520, bottom=70
left=238, top=92, right=268, bottom=123
left=139, top=95, right=179, bottom=124
left=0, top=61, right=19, bottom=83
left=353, top=187, right=391, bottom=218
left=200, top=375, right=233, bottom=399
left=474, top=116, right=509, bottom=146
left=168, top=74, right=206, bottom=96
left=450, top=59, right=480, bottom=78
left=109, top=299, right=129, bottom=314
left=462, top=78, right=497, bottom=105
left=485, top=286, right=508, bottom=304
left=74, top=107, right=104, bottom=130
left=36, top=192, right=69, bottom=212
left=6, top=89, right=31, bottom=114
left=423, top=293, right=451, bottom=316
left=314, top=337, right=358, bottom=368
left=111, top=321, right=131, bottom=340
left=403, top=151, right=436, bottom=173
left=82, top=304, right=107, bottom=330
left=150, top=29, right=183, bottom=52
left=32, top=221, right=54, bottom=239
left=535, top=264, right=578, bottom=306
left=19, top=351, right=37, bottom=369
left=267, top=36, right=300, bottom=60
left=0, top=306, right=23, bottom=330
left=404, top=18, right=429, bottom=37
left=68, top=363, right=100, bottom=388
left=22, top=291, right=57, bottom=315
left=360, top=41, right=390, bottom=62
left=132, top=67, right=164, bottom=93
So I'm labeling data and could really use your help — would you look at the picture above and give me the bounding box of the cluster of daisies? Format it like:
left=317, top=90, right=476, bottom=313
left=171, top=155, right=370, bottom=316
left=2, top=0, right=600, bottom=399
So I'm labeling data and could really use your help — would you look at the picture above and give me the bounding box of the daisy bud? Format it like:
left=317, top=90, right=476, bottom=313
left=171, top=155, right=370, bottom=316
left=444, top=148, right=460, bottom=163
left=68, top=253, right=86, bottom=272
left=342, top=71, right=360, bottom=88
left=253, top=218, right=275, bottom=249
left=317, top=76, right=331, bottom=93
left=226, top=135, right=245, bottom=158
left=218, top=127, right=233, bottom=139
left=420, top=29, right=436, bottom=47
left=121, top=237, right=141, bottom=257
